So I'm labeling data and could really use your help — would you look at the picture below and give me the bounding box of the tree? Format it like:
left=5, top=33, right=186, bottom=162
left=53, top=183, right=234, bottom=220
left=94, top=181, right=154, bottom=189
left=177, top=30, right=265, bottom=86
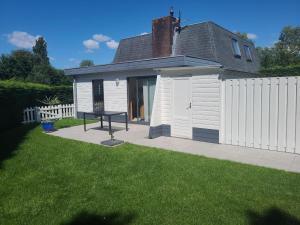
left=32, top=37, right=49, bottom=65
left=257, top=26, right=300, bottom=68
left=0, top=50, right=34, bottom=80
left=80, top=60, right=94, bottom=67
left=236, top=32, right=254, bottom=44
left=256, top=47, right=277, bottom=68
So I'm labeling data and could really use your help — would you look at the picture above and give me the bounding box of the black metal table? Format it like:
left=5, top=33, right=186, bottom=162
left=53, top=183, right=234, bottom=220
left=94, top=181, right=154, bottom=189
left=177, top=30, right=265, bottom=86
left=83, top=111, right=128, bottom=136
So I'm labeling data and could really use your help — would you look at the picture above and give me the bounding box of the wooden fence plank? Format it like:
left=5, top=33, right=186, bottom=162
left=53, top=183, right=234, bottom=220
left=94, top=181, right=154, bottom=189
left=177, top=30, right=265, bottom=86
left=225, top=80, right=232, bottom=144
left=246, top=79, right=254, bottom=148
left=253, top=79, right=262, bottom=149
left=238, top=79, right=246, bottom=146
left=261, top=78, right=270, bottom=150
left=277, top=78, right=288, bottom=152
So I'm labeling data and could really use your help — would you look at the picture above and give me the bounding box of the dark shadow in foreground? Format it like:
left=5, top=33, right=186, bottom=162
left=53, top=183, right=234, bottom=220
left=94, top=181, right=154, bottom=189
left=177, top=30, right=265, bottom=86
left=61, top=211, right=135, bottom=225
left=0, top=123, right=38, bottom=168
left=247, top=207, right=300, bottom=225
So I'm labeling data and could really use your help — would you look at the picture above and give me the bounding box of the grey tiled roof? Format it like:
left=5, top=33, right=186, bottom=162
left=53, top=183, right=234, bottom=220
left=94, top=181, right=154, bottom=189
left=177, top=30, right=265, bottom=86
left=113, top=21, right=260, bottom=73
left=113, top=34, right=152, bottom=63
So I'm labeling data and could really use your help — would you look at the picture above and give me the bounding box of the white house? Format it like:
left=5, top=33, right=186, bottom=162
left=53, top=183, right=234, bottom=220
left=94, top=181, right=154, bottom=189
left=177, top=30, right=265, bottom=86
left=65, top=12, right=261, bottom=144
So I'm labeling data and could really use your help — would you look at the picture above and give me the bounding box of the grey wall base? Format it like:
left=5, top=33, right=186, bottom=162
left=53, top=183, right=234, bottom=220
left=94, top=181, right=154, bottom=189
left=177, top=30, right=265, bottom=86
left=149, top=124, right=219, bottom=144
left=192, top=128, right=219, bottom=144
left=149, top=124, right=171, bottom=139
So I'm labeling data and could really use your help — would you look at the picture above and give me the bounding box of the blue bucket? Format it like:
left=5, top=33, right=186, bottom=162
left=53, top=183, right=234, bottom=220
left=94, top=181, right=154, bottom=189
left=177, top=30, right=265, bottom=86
left=41, top=121, right=55, bottom=132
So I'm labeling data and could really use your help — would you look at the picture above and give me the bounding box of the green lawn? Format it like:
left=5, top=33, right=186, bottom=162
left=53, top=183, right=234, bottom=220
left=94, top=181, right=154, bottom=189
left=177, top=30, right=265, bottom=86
left=0, top=119, right=300, bottom=225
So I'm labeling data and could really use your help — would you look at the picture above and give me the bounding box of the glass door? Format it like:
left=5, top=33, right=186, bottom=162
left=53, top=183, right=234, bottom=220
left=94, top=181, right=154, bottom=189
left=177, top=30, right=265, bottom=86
left=128, top=77, right=156, bottom=123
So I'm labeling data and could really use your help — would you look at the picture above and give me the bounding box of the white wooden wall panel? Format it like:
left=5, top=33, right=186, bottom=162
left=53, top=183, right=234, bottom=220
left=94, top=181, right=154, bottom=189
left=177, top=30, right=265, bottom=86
left=160, top=77, right=172, bottom=124
left=261, top=79, right=270, bottom=149
left=277, top=78, right=288, bottom=152
left=150, top=75, right=161, bottom=127
left=192, top=75, right=220, bottom=130
left=245, top=79, right=254, bottom=148
left=221, top=76, right=300, bottom=154
left=103, top=77, right=127, bottom=112
left=76, top=81, right=93, bottom=112
left=269, top=79, right=279, bottom=150
left=253, top=79, right=262, bottom=149
left=286, top=77, right=297, bottom=153
left=238, top=79, right=246, bottom=146
left=296, top=77, right=300, bottom=154
left=231, top=80, right=239, bottom=145
left=159, top=74, right=220, bottom=131
left=225, top=80, right=232, bottom=144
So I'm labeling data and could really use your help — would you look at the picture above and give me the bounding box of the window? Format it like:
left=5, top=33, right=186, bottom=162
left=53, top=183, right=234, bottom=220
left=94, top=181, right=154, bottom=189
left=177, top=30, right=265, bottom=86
left=244, top=45, right=252, bottom=62
left=231, top=38, right=241, bottom=58
left=92, top=80, right=104, bottom=113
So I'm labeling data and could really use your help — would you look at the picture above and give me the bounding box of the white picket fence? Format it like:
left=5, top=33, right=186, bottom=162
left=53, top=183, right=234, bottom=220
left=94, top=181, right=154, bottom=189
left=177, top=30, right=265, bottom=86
left=23, top=104, right=75, bottom=123
left=220, top=76, right=300, bottom=154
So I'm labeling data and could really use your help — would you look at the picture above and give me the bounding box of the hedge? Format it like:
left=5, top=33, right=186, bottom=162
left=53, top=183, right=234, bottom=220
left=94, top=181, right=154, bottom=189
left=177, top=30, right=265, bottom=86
left=260, top=64, right=300, bottom=77
left=0, top=80, right=73, bottom=132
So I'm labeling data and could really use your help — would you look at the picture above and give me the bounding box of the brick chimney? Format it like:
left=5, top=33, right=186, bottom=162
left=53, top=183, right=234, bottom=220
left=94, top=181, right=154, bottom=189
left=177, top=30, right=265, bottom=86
left=152, top=11, right=180, bottom=58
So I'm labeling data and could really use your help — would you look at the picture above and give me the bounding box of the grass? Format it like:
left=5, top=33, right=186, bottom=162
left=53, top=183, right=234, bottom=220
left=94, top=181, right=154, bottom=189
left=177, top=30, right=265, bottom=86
left=54, top=118, right=97, bottom=129
left=0, top=119, right=300, bottom=225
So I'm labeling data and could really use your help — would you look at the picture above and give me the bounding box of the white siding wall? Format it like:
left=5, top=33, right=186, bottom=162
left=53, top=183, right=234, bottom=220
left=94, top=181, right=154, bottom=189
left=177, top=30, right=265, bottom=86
left=160, top=76, right=172, bottom=125
left=192, top=75, right=220, bottom=130
left=76, top=81, right=93, bottom=112
left=158, top=73, right=220, bottom=130
left=103, top=75, right=127, bottom=112
left=75, top=70, right=155, bottom=113
left=149, top=75, right=161, bottom=126
left=220, top=76, right=300, bottom=154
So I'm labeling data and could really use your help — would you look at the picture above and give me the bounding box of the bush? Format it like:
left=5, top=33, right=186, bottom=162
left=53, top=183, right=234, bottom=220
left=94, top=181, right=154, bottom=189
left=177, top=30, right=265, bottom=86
left=0, top=80, right=73, bottom=132
left=260, top=64, right=300, bottom=77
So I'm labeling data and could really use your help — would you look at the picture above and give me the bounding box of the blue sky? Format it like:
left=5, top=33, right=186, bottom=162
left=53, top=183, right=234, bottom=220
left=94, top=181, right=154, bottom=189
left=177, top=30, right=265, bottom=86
left=0, top=0, right=299, bottom=69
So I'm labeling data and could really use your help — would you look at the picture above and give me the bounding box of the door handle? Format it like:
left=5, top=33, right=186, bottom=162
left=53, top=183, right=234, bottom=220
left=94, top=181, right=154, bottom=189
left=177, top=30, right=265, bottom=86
left=186, top=102, right=192, bottom=109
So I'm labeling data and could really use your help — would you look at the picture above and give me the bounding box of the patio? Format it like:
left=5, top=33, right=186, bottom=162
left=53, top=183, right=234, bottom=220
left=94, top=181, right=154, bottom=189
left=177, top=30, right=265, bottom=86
left=50, top=121, right=300, bottom=173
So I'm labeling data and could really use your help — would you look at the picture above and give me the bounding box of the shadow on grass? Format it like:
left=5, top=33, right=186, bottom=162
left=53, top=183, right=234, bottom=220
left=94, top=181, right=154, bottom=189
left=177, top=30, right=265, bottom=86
left=61, top=211, right=135, bottom=225
left=0, top=123, right=38, bottom=169
left=247, top=207, right=300, bottom=225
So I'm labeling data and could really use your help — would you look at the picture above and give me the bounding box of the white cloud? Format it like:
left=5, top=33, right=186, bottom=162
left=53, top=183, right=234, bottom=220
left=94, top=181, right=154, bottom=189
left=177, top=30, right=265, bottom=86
left=93, top=34, right=111, bottom=42
left=83, top=39, right=99, bottom=52
left=49, top=56, right=55, bottom=61
left=7, top=31, right=39, bottom=48
left=140, top=32, right=148, bottom=35
left=247, top=33, right=258, bottom=40
left=106, top=40, right=119, bottom=49
left=82, top=33, right=118, bottom=52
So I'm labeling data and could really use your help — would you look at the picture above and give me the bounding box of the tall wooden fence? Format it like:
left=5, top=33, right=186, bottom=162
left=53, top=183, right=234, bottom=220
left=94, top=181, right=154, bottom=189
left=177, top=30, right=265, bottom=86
left=220, top=77, right=300, bottom=154
left=23, top=104, right=75, bottom=123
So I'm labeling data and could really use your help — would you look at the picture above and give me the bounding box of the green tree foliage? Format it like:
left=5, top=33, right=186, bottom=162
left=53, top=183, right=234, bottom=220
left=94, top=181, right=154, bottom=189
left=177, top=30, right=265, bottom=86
left=235, top=32, right=254, bottom=44
left=32, top=37, right=49, bottom=65
left=80, top=60, right=94, bottom=67
left=0, top=50, right=34, bottom=80
left=257, top=26, right=300, bottom=69
left=0, top=38, right=71, bottom=85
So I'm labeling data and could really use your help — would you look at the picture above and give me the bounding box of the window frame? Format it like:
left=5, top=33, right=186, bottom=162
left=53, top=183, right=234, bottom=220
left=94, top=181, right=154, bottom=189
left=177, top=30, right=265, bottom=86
left=244, top=45, right=253, bottom=62
left=231, top=38, right=241, bottom=58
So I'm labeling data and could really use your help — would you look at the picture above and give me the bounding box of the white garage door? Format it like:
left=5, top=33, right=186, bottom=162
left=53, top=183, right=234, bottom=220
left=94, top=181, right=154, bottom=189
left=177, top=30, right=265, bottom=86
left=171, top=76, right=192, bottom=139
